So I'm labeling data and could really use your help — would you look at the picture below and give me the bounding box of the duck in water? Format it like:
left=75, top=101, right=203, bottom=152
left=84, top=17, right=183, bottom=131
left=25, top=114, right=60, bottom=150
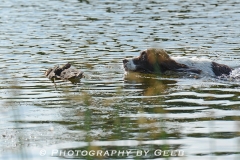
left=45, top=63, right=84, bottom=85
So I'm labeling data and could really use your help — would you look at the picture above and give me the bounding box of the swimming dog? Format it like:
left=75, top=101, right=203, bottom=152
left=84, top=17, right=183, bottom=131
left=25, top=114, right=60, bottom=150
left=123, top=48, right=232, bottom=76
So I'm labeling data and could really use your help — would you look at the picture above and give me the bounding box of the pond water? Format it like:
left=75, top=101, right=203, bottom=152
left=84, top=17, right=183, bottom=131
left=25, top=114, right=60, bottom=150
left=0, top=0, right=240, bottom=159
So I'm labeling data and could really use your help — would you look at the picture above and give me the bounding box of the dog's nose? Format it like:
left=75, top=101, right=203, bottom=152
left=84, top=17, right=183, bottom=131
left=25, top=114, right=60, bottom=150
left=123, top=59, right=128, bottom=64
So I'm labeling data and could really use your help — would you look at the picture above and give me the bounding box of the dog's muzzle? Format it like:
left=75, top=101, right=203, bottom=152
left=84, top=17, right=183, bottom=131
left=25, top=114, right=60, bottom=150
left=122, top=59, right=136, bottom=71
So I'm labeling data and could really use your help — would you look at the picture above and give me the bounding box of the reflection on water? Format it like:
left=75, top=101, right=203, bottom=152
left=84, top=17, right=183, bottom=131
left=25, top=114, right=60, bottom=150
left=0, top=0, right=240, bottom=159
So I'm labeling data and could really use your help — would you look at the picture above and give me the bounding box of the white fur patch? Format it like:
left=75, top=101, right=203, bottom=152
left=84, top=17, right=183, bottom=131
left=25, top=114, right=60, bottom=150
left=172, top=57, right=214, bottom=76
left=124, top=59, right=137, bottom=71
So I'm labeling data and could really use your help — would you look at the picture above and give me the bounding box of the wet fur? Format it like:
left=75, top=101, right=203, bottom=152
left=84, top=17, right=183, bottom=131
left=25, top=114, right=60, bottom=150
left=123, top=48, right=232, bottom=76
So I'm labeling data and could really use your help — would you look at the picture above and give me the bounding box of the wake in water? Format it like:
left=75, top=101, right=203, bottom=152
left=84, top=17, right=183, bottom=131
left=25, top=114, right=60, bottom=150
left=218, top=68, right=240, bottom=82
left=229, top=68, right=240, bottom=80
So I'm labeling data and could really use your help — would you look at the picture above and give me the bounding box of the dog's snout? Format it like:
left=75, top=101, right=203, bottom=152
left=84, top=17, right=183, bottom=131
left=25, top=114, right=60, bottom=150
left=123, top=59, right=128, bottom=64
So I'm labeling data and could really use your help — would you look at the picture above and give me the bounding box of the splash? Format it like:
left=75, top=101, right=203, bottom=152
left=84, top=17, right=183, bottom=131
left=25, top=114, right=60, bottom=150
left=217, top=68, right=240, bottom=82
left=229, top=68, right=240, bottom=80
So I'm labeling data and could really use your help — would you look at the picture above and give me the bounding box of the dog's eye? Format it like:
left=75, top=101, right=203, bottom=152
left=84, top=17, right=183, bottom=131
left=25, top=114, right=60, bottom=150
left=141, top=51, right=146, bottom=55
left=140, top=51, right=147, bottom=59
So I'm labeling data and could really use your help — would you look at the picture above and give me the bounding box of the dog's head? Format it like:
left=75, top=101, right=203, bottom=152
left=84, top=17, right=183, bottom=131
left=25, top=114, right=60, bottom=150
left=123, top=48, right=179, bottom=73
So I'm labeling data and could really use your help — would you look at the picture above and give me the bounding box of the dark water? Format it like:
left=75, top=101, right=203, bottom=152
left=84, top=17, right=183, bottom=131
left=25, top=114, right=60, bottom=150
left=0, top=0, right=240, bottom=159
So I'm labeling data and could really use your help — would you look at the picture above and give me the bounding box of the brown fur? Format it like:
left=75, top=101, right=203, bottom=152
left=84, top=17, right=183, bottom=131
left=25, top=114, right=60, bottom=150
left=123, top=48, right=234, bottom=76
left=212, top=62, right=232, bottom=76
left=127, top=48, right=201, bottom=74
